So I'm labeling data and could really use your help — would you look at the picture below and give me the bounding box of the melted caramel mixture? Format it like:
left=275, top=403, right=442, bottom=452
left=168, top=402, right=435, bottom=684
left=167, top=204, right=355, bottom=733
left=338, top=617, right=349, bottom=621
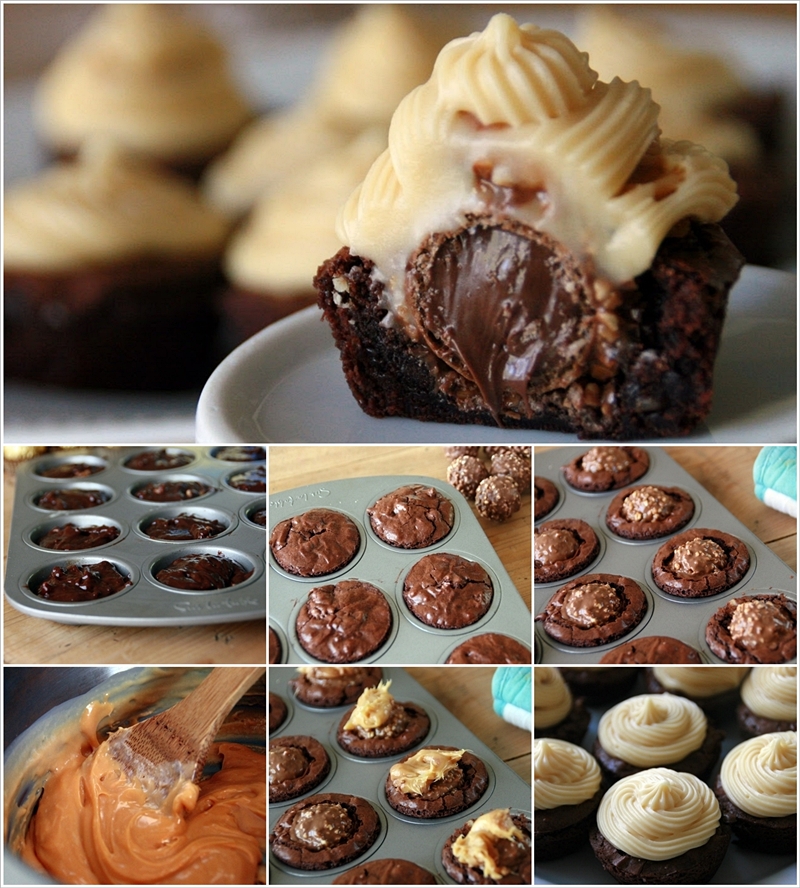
left=20, top=703, right=265, bottom=884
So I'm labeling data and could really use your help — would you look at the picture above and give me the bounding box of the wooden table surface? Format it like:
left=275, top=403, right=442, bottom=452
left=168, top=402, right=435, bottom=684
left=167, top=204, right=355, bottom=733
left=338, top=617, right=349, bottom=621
left=535, top=445, right=797, bottom=570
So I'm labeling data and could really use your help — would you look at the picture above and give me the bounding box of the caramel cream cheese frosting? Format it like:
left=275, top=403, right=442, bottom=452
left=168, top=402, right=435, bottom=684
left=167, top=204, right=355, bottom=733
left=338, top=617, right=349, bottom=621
left=342, top=679, right=396, bottom=732
left=34, top=4, right=251, bottom=163
left=4, top=141, right=230, bottom=272
left=338, top=13, right=737, bottom=300
left=534, top=738, right=601, bottom=809
left=534, top=667, right=573, bottom=729
left=597, top=768, right=721, bottom=860
left=740, top=666, right=797, bottom=721
left=20, top=700, right=266, bottom=884
left=452, top=808, right=527, bottom=881
left=720, top=731, right=797, bottom=817
left=651, top=665, right=749, bottom=698
left=389, top=747, right=464, bottom=795
left=597, top=693, right=706, bottom=766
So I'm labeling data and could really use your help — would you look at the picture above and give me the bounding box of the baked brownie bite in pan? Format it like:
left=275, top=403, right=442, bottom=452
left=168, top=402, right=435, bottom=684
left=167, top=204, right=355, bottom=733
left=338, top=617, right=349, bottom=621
left=367, top=484, right=455, bottom=550
left=269, top=735, right=332, bottom=803
left=534, top=476, right=559, bottom=521
left=442, top=808, right=531, bottom=884
left=534, top=519, right=600, bottom=584
left=563, top=447, right=650, bottom=493
left=270, top=508, right=362, bottom=578
left=704, top=593, right=797, bottom=664
left=402, top=553, right=494, bottom=630
left=605, top=484, right=695, bottom=540
left=651, top=527, right=750, bottom=597
left=290, top=667, right=384, bottom=709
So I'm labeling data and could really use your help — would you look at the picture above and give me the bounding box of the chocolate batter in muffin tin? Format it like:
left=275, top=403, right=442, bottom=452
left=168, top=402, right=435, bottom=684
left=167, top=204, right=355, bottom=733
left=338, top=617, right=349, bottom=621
left=535, top=447, right=796, bottom=664
left=269, top=666, right=531, bottom=884
left=269, top=476, right=531, bottom=664
left=4, top=447, right=266, bottom=625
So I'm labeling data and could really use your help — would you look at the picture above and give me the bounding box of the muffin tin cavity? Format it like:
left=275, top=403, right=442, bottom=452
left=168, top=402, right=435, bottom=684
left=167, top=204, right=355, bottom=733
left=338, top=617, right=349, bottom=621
left=6, top=448, right=266, bottom=626
left=27, top=515, right=126, bottom=551
left=225, top=463, right=266, bottom=493
left=122, top=448, right=197, bottom=472
left=33, top=453, right=109, bottom=479
left=268, top=667, right=530, bottom=885
left=270, top=476, right=530, bottom=664
left=535, top=447, right=797, bottom=663
left=32, top=482, right=115, bottom=511
left=149, top=545, right=257, bottom=592
left=136, top=505, right=234, bottom=542
left=24, top=556, right=137, bottom=605
left=129, top=474, right=217, bottom=503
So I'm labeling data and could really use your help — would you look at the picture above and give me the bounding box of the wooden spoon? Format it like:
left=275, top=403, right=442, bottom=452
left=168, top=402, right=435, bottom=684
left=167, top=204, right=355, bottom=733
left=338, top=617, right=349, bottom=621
left=107, top=666, right=264, bottom=805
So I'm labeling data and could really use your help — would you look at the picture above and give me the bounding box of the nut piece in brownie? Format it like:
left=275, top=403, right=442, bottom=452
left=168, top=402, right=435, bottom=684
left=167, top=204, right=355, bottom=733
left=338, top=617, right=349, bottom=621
left=270, top=792, right=381, bottom=871
left=337, top=680, right=429, bottom=758
left=270, top=508, right=361, bottom=577
left=535, top=574, right=647, bottom=648
left=705, top=594, right=797, bottom=664
left=605, top=484, right=694, bottom=540
left=534, top=518, right=599, bottom=584
left=367, top=484, right=454, bottom=549
left=269, top=735, right=331, bottom=802
left=562, top=446, right=649, bottom=492
left=442, top=808, right=531, bottom=884
left=289, top=666, right=383, bottom=709
left=651, top=527, right=750, bottom=597
left=385, top=746, right=488, bottom=819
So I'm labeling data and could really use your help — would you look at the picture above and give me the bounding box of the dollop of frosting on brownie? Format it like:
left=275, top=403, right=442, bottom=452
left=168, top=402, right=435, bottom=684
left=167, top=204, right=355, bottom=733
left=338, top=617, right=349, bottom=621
left=720, top=731, right=797, bottom=817
left=338, top=13, right=737, bottom=291
left=562, top=582, right=621, bottom=627
left=596, top=768, right=721, bottom=860
left=534, top=529, right=578, bottom=564
left=534, top=667, right=573, bottom=729
left=651, top=665, right=748, bottom=698
left=451, top=809, right=527, bottom=881
left=341, top=680, right=399, bottom=733
left=4, top=141, right=230, bottom=271
left=580, top=447, right=631, bottom=473
left=534, top=738, right=601, bottom=809
left=597, top=694, right=707, bottom=767
left=740, top=666, right=797, bottom=721
left=729, top=599, right=795, bottom=651
left=34, top=4, right=251, bottom=161
left=621, top=486, right=674, bottom=522
left=669, top=537, right=728, bottom=578
left=389, top=748, right=464, bottom=795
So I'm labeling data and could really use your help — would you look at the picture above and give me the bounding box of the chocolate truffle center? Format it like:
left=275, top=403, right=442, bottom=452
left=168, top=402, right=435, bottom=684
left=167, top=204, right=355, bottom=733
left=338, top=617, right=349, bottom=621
left=534, top=528, right=579, bottom=564
left=291, top=803, right=353, bottom=849
left=581, top=447, right=631, bottom=473
left=671, top=538, right=727, bottom=578
left=269, top=747, right=310, bottom=784
left=621, top=486, right=674, bottom=522
left=562, top=582, right=622, bottom=627
left=729, top=600, right=794, bottom=650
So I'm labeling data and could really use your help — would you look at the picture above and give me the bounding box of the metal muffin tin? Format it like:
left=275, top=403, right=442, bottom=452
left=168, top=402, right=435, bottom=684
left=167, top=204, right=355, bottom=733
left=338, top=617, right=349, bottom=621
left=269, top=665, right=531, bottom=884
left=4, top=448, right=266, bottom=626
left=534, top=447, right=797, bottom=664
left=268, top=475, right=531, bottom=664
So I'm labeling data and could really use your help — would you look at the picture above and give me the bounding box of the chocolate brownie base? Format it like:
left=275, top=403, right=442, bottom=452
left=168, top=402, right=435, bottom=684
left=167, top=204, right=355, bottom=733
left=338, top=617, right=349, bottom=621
left=534, top=476, right=559, bottom=521
left=651, top=528, right=750, bottom=597
left=5, top=257, right=222, bottom=391
left=534, top=518, right=600, bottom=583
left=599, top=636, right=702, bottom=664
left=385, top=747, right=489, bottom=819
left=403, top=553, right=493, bottom=629
left=315, top=221, right=743, bottom=440
left=590, top=823, right=730, bottom=884
left=534, top=788, right=602, bottom=860
left=367, top=484, right=454, bottom=549
left=446, top=633, right=531, bottom=664
left=593, top=723, right=724, bottom=784
left=562, top=447, right=649, bottom=492
left=36, top=523, right=120, bottom=550
left=35, top=560, right=131, bottom=602
left=270, top=792, right=381, bottom=871
left=269, top=692, right=288, bottom=733
left=705, top=593, right=797, bottom=664
left=442, top=812, right=531, bottom=884
left=296, top=580, right=392, bottom=663
left=337, top=701, right=430, bottom=758
left=269, top=626, right=282, bottom=664
left=143, top=513, right=226, bottom=541
left=270, top=508, right=361, bottom=577
left=558, top=667, right=639, bottom=702
left=154, top=553, right=252, bottom=589
left=36, top=488, right=110, bottom=510
left=535, top=574, right=647, bottom=648
left=736, top=702, right=797, bottom=739
left=533, top=698, right=590, bottom=746
left=333, top=858, right=437, bottom=884
left=269, top=734, right=331, bottom=802
left=714, top=775, right=796, bottom=853
left=290, top=667, right=383, bottom=708
left=605, top=485, right=694, bottom=540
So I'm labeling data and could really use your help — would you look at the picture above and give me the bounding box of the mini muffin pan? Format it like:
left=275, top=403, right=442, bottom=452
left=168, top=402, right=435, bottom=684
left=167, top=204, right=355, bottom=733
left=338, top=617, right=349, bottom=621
left=535, top=666, right=797, bottom=886
left=269, top=665, right=531, bottom=884
left=268, top=475, right=531, bottom=664
left=4, top=448, right=266, bottom=625
left=534, top=447, right=797, bottom=664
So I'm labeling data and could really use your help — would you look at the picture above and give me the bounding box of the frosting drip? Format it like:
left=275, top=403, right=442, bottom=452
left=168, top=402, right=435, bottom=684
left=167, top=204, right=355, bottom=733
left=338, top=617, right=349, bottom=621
left=651, top=665, right=749, bottom=698
left=597, top=768, right=721, bottom=860
left=534, top=667, right=573, bottom=729
left=598, top=693, right=706, bottom=766
left=721, top=731, right=797, bottom=818
left=534, top=738, right=601, bottom=809
left=740, top=666, right=797, bottom=721
left=338, top=13, right=737, bottom=295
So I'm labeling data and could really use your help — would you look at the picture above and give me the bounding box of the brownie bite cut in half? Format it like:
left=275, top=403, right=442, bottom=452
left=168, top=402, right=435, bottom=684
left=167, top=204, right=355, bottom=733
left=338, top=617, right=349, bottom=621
left=336, top=679, right=430, bottom=758
left=590, top=768, right=730, bottom=884
left=534, top=738, right=603, bottom=860
left=442, top=808, right=531, bottom=884
left=533, top=667, right=589, bottom=745
left=737, top=666, right=797, bottom=738
left=714, top=731, right=797, bottom=854
left=316, top=14, right=743, bottom=440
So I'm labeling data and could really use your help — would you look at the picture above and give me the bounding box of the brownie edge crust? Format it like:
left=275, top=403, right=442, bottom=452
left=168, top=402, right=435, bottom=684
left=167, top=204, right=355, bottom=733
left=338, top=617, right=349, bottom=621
left=315, top=220, right=744, bottom=440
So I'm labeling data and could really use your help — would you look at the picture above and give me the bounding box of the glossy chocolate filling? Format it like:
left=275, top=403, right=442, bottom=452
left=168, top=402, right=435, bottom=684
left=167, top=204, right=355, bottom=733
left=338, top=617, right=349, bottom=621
left=35, top=560, right=131, bottom=601
left=144, top=513, right=226, bottom=541
left=155, top=553, right=253, bottom=589
left=412, top=223, right=592, bottom=421
left=37, top=523, right=120, bottom=550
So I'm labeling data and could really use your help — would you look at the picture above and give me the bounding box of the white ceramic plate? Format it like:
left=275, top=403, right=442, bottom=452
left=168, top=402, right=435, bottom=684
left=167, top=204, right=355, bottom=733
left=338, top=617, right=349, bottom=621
left=196, top=265, right=797, bottom=444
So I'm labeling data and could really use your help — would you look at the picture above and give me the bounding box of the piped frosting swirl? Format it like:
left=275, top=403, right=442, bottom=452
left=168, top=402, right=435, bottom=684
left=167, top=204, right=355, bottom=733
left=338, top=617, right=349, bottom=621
left=597, top=693, right=706, bottom=766
left=739, top=666, right=797, bottom=721
left=534, top=667, right=573, bottom=729
left=720, top=731, right=797, bottom=817
left=651, top=666, right=749, bottom=698
left=597, top=768, right=721, bottom=860
left=534, top=738, right=601, bottom=809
